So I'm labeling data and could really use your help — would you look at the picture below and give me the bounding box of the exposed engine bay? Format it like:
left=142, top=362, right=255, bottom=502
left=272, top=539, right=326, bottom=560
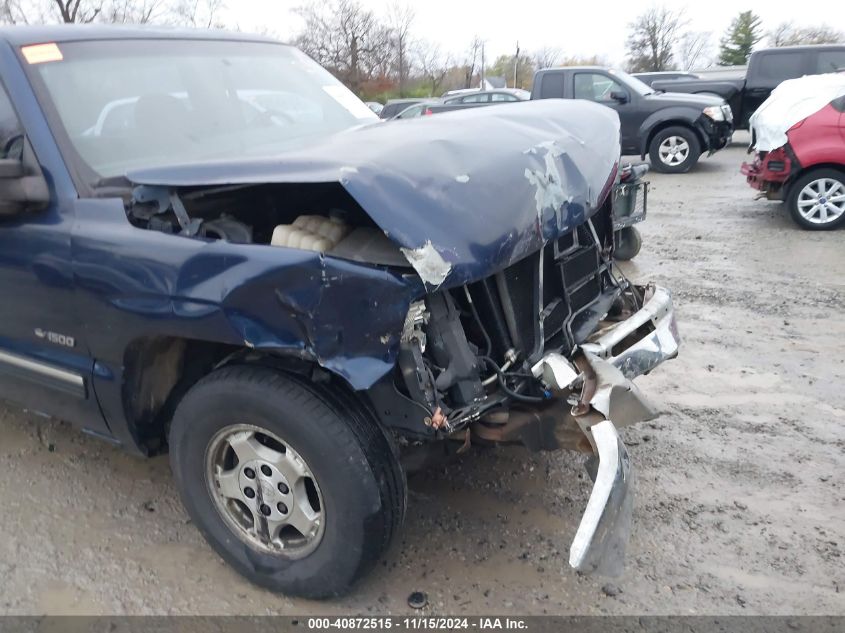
left=127, top=183, right=649, bottom=439
left=128, top=181, right=410, bottom=267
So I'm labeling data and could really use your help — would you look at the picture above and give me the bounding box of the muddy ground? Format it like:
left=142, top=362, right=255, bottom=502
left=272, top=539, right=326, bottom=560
left=0, top=133, right=843, bottom=616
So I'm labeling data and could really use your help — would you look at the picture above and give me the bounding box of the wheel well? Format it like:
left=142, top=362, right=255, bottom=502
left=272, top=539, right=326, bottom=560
left=785, top=164, right=845, bottom=200
left=644, top=121, right=704, bottom=157
left=122, top=337, right=319, bottom=454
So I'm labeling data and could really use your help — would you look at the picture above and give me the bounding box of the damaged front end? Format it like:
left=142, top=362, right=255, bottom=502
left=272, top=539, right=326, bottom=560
left=393, top=223, right=680, bottom=576
left=121, top=99, right=678, bottom=577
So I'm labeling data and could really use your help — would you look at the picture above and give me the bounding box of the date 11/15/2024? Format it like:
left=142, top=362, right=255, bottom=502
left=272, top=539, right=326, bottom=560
left=306, top=617, right=529, bottom=630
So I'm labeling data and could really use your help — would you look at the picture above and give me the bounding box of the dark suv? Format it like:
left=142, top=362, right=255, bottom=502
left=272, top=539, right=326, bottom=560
left=532, top=66, right=734, bottom=173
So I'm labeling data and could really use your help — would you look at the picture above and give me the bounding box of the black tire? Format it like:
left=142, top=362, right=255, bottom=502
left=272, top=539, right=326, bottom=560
left=786, top=168, right=845, bottom=231
left=648, top=125, right=701, bottom=174
left=613, top=226, right=642, bottom=261
left=169, top=364, right=406, bottom=598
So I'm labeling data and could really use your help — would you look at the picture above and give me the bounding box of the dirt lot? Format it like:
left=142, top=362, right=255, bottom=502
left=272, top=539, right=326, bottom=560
left=0, top=133, right=843, bottom=616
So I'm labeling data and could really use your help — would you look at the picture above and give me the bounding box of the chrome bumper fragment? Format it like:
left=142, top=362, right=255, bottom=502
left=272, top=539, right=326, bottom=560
left=569, top=419, right=632, bottom=575
left=580, top=284, right=680, bottom=381
left=567, top=285, right=679, bottom=575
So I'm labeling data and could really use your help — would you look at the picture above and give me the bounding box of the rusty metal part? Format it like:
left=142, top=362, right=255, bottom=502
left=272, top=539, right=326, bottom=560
left=430, top=407, right=449, bottom=430
left=456, top=427, right=472, bottom=454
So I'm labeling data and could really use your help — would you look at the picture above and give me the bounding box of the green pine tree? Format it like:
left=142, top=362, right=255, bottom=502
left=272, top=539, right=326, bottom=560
left=719, top=11, right=763, bottom=65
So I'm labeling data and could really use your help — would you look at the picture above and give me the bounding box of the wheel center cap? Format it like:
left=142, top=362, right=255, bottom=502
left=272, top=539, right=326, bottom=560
left=819, top=197, right=827, bottom=204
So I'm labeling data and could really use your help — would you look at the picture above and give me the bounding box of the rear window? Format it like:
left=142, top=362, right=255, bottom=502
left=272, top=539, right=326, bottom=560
left=756, top=52, right=807, bottom=83
left=538, top=73, right=565, bottom=99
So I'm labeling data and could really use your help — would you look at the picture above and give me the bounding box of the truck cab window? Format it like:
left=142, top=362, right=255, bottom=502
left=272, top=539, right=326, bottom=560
left=539, top=73, right=564, bottom=99
left=0, top=85, right=23, bottom=160
left=574, top=73, right=624, bottom=103
left=817, top=51, right=845, bottom=73
left=757, top=52, right=806, bottom=83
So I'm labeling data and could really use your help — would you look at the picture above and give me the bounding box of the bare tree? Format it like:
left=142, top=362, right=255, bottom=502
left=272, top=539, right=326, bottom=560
left=387, top=2, right=414, bottom=96
left=676, top=31, right=712, bottom=70
left=625, top=6, right=685, bottom=72
left=295, top=0, right=391, bottom=92
left=0, top=0, right=30, bottom=22
left=171, top=0, right=225, bottom=28
left=558, top=54, right=609, bottom=67
left=51, top=0, right=103, bottom=22
left=414, top=39, right=451, bottom=96
left=770, top=22, right=845, bottom=46
left=463, top=35, right=482, bottom=89
left=532, top=46, right=562, bottom=70
left=106, top=0, right=163, bottom=23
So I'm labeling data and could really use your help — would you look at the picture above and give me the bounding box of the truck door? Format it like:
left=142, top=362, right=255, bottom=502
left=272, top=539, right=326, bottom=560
left=0, top=79, right=108, bottom=435
left=571, top=71, right=641, bottom=153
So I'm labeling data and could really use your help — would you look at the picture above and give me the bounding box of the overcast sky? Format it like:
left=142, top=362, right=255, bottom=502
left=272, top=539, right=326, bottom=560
left=221, top=0, right=844, bottom=67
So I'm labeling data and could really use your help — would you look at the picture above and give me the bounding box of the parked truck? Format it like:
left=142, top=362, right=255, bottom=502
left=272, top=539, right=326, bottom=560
left=651, top=45, right=845, bottom=130
left=531, top=67, right=734, bottom=173
left=0, top=26, right=679, bottom=598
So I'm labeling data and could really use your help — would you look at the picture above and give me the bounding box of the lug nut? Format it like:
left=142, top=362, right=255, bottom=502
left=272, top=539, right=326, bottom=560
left=260, top=504, right=271, bottom=516
left=244, top=487, right=255, bottom=499
left=260, top=465, right=272, bottom=477
left=278, top=482, right=289, bottom=494
left=244, top=468, right=256, bottom=479
left=277, top=502, right=288, bottom=514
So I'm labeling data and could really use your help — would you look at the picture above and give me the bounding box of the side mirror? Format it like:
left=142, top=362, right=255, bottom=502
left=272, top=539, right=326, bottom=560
left=610, top=90, right=629, bottom=104
left=0, top=140, right=50, bottom=218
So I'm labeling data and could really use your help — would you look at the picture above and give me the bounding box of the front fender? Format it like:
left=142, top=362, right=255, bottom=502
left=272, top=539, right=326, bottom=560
left=638, top=107, right=705, bottom=157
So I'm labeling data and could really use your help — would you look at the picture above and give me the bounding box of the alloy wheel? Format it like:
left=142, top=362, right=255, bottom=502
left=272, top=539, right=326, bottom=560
left=796, top=177, right=845, bottom=225
left=205, top=424, right=325, bottom=558
left=658, top=135, right=690, bottom=166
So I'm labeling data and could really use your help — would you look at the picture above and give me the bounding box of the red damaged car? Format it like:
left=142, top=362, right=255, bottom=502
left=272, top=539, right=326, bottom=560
left=741, top=75, right=845, bottom=230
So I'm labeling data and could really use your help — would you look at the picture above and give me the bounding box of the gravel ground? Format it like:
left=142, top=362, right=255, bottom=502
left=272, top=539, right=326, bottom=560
left=0, top=133, right=843, bottom=616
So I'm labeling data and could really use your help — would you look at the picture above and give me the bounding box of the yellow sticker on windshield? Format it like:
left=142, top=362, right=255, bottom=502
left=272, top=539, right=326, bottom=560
left=22, top=43, right=64, bottom=65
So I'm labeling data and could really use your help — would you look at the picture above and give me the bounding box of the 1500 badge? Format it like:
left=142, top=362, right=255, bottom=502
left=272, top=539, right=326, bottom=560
left=34, top=328, right=75, bottom=348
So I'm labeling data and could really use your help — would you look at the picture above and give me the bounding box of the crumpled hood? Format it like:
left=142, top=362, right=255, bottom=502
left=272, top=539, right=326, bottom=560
left=127, top=99, right=620, bottom=288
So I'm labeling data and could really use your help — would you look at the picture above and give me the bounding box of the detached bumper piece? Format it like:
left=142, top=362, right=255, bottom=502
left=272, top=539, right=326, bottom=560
left=581, top=284, right=680, bottom=381
left=567, top=285, right=679, bottom=575
left=569, top=420, right=632, bottom=575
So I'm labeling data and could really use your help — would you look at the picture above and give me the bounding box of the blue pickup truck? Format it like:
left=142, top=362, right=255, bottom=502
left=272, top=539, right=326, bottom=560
left=0, top=26, right=679, bottom=597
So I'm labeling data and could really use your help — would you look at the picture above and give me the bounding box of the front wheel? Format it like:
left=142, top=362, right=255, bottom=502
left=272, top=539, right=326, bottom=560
left=168, top=365, right=406, bottom=598
left=648, top=126, right=701, bottom=174
left=786, top=168, right=845, bottom=230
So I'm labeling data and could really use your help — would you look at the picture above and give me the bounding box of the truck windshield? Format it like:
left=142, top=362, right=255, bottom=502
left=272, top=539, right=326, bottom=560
left=608, top=69, right=655, bottom=96
left=25, top=39, right=378, bottom=181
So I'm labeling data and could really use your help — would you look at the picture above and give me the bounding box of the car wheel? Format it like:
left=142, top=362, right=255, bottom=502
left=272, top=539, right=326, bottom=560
left=786, top=168, right=845, bottom=231
left=648, top=126, right=701, bottom=174
left=168, top=365, right=406, bottom=598
left=613, top=226, right=642, bottom=261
